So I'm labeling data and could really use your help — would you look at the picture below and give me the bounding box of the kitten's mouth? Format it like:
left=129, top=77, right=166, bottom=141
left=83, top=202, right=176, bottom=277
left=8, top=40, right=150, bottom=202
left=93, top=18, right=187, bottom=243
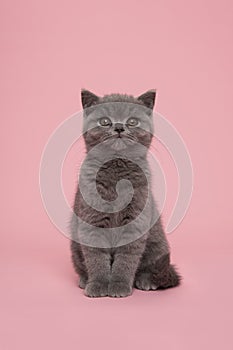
left=103, top=134, right=136, bottom=141
left=102, top=134, right=136, bottom=151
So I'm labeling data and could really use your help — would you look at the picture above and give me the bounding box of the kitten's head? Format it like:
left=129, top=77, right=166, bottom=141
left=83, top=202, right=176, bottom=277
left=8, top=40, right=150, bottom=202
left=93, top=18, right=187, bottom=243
left=81, top=89, right=156, bottom=153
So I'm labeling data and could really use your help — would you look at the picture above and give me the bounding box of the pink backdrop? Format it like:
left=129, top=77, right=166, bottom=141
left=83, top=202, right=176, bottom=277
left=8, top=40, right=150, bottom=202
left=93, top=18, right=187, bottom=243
left=1, top=0, right=233, bottom=349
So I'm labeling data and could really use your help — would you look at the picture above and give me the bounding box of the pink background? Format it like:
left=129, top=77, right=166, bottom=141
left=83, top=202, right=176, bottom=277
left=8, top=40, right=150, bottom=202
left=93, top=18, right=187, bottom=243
left=1, top=0, right=233, bottom=349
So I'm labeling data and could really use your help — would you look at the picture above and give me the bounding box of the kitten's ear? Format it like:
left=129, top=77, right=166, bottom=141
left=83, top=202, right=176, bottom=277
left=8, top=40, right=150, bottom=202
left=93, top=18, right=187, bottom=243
left=81, top=89, right=99, bottom=108
left=137, top=90, right=156, bottom=109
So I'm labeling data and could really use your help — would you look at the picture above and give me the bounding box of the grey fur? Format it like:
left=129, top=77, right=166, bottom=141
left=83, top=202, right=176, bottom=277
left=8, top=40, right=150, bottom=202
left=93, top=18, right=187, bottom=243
left=70, top=90, right=181, bottom=297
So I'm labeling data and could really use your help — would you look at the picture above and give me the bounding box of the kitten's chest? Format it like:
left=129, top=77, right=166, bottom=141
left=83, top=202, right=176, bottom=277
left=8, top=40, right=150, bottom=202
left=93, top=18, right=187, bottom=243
left=96, top=160, right=147, bottom=201
left=77, top=158, right=150, bottom=227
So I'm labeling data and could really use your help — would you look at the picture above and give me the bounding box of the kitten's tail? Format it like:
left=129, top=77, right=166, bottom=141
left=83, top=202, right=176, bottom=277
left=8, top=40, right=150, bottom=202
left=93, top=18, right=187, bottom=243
left=156, top=264, right=182, bottom=289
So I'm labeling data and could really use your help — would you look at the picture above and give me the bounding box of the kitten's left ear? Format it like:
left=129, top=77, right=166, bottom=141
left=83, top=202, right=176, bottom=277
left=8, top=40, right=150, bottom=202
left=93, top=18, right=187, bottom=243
left=81, top=89, right=100, bottom=109
left=137, top=90, right=156, bottom=109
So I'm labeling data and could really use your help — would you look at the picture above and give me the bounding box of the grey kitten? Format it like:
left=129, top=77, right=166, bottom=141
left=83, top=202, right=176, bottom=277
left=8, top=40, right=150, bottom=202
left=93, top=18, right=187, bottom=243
left=70, top=89, right=181, bottom=297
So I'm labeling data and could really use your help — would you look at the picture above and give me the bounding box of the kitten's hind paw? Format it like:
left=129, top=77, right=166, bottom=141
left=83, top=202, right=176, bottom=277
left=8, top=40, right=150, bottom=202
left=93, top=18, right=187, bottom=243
left=78, top=277, right=87, bottom=289
left=84, top=281, right=109, bottom=298
left=134, top=273, right=158, bottom=291
left=108, top=281, right=132, bottom=298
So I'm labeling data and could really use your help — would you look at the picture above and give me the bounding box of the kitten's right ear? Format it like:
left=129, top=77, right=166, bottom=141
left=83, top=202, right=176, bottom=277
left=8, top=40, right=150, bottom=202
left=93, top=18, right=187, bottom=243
left=81, top=89, right=99, bottom=109
left=137, top=90, right=156, bottom=110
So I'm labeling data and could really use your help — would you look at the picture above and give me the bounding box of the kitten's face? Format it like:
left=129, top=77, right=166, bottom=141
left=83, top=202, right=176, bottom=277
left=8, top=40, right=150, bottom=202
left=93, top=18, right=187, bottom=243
left=81, top=90, right=156, bottom=153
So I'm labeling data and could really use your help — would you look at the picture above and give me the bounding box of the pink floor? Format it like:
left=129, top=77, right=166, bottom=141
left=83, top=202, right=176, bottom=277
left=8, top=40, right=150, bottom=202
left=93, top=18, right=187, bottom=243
left=1, top=223, right=233, bottom=350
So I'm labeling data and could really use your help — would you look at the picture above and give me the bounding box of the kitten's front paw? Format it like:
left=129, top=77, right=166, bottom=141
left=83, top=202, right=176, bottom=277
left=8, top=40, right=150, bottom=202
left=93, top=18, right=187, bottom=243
left=108, top=281, right=132, bottom=298
left=134, top=273, right=158, bottom=291
left=84, top=281, right=109, bottom=298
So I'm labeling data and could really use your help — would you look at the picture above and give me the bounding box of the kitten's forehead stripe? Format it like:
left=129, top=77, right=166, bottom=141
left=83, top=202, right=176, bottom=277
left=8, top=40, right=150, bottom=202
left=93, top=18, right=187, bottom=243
left=101, top=94, right=144, bottom=105
left=85, top=103, right=151, bottom=118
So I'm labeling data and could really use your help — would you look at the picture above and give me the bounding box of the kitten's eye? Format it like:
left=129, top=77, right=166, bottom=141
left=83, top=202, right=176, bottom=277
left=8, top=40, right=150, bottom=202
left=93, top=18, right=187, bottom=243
left=98, top=117, right=112, bottom=127
left=126, top=118, right=140, bottom=127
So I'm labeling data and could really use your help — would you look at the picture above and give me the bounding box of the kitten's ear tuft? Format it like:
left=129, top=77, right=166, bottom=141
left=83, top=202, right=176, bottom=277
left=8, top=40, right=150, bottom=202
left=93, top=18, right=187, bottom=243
left=137, top=90, right=156, bottom=109
left=81, top=89, right=99, bottom=108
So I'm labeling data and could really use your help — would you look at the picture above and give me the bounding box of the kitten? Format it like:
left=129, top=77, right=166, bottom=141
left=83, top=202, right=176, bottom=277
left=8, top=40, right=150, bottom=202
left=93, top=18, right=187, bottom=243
left=70, top=89, right=181, bottom=297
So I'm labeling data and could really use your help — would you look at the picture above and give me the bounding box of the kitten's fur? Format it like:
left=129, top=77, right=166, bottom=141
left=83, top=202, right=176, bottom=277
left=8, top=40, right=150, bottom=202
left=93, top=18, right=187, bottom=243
left=70, top=89, right=181, bottom=297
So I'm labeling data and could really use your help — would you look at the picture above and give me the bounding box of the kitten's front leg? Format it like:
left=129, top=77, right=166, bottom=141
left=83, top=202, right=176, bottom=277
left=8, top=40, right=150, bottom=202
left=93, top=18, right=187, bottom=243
left=82, top=246, right=111, bottom=297
left=109, top=240, right=146, bottom=297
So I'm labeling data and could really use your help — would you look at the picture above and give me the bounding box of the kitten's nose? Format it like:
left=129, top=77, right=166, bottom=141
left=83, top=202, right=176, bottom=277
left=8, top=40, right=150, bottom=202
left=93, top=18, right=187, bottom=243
left=114, top=123, right=125, bottom=133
